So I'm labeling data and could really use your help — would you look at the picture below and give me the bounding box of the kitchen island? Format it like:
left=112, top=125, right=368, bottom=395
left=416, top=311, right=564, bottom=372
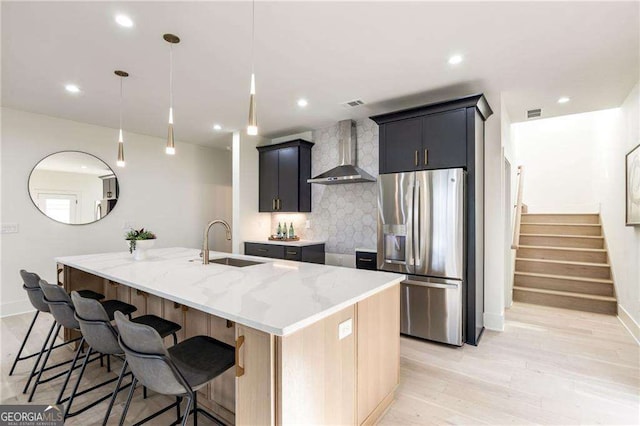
left=56, top=247, right=404, bottom=425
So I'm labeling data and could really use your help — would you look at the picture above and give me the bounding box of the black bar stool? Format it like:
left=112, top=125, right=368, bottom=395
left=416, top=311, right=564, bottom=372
left=65, top=291, right=181, bottom=422
left=15, top=270, right=104, bottom=391
left=27, top=280, right=136, bottom=402
left=114, top=311, right=235, bottom=426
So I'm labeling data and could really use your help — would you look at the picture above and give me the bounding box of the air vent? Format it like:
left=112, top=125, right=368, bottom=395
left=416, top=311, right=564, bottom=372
left=341, top=99, right=365, bottom=108
left=527, top=108, right=542, bottom=119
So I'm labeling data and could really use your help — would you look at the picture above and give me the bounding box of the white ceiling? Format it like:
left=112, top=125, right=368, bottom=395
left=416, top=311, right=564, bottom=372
left=2, top=1, right=638, bottom=149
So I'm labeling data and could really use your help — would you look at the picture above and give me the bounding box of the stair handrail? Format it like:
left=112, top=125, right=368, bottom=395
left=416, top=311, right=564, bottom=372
left=511, top=165, right=524, bottom=249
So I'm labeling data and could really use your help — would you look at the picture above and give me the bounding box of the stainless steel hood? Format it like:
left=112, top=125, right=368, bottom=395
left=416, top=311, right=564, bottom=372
left=307, top=120, right=376, bottom=184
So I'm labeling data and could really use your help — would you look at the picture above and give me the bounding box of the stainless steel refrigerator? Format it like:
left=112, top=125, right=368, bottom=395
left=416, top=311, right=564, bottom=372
left=377, top=168, right=465, bottom=346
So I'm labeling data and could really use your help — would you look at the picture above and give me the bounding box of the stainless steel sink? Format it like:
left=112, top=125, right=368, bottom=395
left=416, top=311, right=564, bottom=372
left=207, top=257, right=263, bottom=267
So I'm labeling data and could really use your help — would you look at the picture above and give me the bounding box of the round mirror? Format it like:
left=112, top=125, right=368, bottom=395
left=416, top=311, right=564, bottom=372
left=28, top=151, right=119, bottom=225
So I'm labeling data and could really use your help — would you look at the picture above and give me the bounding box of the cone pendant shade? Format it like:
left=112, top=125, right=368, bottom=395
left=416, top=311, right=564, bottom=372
left=166, top=107, right=175, bottom=155
left=114, top=70, right=128, bottom=167
left=247, top=73, right=258, bottom=135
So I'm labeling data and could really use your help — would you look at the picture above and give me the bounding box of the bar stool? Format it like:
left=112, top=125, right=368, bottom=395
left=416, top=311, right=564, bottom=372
left=66, top=291, right=181, bottom=423
left=27, top=280, right=136, bottom=402
left=114, top=311, right=235, bottom=426
left=15, top=270, right=104, bottom=392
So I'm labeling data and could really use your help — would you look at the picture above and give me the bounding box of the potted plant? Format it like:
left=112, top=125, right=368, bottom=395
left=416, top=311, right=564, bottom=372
left=125, top=228, right=156, bottom=261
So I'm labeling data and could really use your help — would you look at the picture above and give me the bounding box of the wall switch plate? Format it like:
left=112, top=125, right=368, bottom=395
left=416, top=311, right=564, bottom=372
left=1, top=223, right=19, bottom=234
left=338, top=318, right=353, bottom=340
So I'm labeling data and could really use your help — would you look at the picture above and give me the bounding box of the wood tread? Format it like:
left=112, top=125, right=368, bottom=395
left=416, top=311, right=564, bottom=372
left=523, top=223, right=601, bottom=227
left=522, top=213, right=598, bottom=215
left=520, top=233, right=603, bottom=239
left=518, top=245, right=606, bottom=253
left=515, top=258, right=609, bottom=268
left=514, top=271, right=613, bottom=284
left=513, top=286, right=616, bottom=302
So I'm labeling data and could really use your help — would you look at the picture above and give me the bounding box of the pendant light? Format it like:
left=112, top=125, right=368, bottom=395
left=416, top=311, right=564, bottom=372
left=164, top=34, right=180, bottom=155
left=114, top=70, right=129, bottom=167
left=247, top=0, right=258, bottom=136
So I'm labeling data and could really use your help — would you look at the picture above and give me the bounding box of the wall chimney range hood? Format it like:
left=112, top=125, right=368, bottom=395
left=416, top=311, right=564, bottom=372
left=307, top=120, right=376, bottom=185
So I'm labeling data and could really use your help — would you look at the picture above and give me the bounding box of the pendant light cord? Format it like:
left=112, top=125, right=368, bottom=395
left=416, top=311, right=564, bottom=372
left=251, top=0, right=255, bottom=73
left=119, top=76, right=123, bottom=132
left=169, top=44, right=173, bottom=112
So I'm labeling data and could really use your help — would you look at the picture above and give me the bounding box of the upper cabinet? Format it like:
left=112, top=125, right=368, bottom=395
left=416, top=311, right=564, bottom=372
left=371, top=94, right=492, bottom=174
left=257, top=139, right=314, bottom=213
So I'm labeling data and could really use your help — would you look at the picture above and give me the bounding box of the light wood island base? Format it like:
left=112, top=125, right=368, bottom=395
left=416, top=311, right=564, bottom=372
left=59, top=263, right=400, bottom=425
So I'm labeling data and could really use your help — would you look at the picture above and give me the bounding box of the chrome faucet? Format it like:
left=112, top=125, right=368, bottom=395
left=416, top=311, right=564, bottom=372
left=202, top=220, right=232, bottom=265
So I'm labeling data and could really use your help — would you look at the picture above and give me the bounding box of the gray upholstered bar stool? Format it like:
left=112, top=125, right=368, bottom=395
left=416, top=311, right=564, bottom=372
left=28, top=280, right=136, bottom=402
left=14, top=270, right=104, bottom=393
left=114, top=311, right=235, bottom=426
left=68, top=291, right=181, bottom=423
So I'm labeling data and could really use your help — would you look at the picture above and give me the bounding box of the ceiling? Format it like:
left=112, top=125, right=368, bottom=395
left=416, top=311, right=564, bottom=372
left=2, top=1, right=638, bottom=149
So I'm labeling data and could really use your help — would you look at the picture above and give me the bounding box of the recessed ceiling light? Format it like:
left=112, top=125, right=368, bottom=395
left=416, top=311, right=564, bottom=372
left=213, top=124, right=222, bottom=131
left=65, top=84, right=80, bottom=93
left=558, top=97, right=570, bottom=104
left=448, top=54, right=463, bottom=65
left=115, top=14, right=133, bottom=28
left=297, top=98, right=308, bottom=107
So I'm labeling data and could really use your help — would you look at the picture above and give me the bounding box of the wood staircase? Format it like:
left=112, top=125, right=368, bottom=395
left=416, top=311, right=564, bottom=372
left=512, top=213, right=617, bottom=315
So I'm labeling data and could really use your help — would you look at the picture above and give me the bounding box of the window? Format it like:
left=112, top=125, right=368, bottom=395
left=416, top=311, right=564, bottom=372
left=36, top=193, right=77, bottom=224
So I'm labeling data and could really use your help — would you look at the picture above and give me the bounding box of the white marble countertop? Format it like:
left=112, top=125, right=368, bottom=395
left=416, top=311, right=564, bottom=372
left=355, top=248, right=377, bottom=254
left=245, top=239, right=326, bottom=247
left=56, top=247, right=404, bottom=336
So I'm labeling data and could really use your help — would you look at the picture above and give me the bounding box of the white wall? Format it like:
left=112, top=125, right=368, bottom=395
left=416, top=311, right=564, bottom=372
left=1, top=108, right=232, bottom=316
left=596, top=83, right=640, bottom=336
left=29, top=169, right=103, bottom=224
left=512, top=110, right=620, bottom=213
left=502, top=98, right=518, bottom=309
left=231, top=131, right=271, bottom=254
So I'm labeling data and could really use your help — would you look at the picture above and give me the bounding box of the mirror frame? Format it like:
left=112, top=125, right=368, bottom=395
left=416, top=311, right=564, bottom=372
left=27, top=150, right=120, bottom=226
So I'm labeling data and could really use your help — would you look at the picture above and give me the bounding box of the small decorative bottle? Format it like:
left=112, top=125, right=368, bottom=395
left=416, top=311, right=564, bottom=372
left=289, top=222, right=294, bottom=239
left=277, top=222, right=282, bottom=238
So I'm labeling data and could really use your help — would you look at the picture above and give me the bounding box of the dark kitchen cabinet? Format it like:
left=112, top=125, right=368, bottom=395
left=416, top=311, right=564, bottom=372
left=375, top=107, right=467, bottom=173
left=371, top=94, right=493, bottom=346
left=244, top=242, right=325, bottom=264
left=101, top=176, right=118, bottom=200
left=257, top=139, right=314, bottom=213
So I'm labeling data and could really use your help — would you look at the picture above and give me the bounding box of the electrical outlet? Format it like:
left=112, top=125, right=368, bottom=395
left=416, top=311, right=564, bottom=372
left=1, top=223, right=19, bottom=234
left=305, top=220, right=311, bottom=229
left=338, top=318, right=352, bottom=340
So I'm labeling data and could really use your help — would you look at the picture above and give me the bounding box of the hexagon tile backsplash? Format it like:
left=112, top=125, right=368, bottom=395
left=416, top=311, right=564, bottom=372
left=306, top=118, right=379, bottom=254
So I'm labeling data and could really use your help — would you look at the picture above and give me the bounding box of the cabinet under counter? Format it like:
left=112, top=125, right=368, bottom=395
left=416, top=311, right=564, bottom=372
left=56, top=248, right=403, bottom=425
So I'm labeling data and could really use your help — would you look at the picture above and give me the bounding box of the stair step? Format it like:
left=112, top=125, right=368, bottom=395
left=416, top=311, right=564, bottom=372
left=513, top=286, right=617, bottom=315
left=520, top=223, right=602, bottom=236
left=514, top=272, right=614, bottom=296
left=515, top=258, right=611, bottom=279
left=521, top=213, right=600, bottom=224
left=519, top=234, right=604, bottom=249
left=516, top=245, right=607, bottom=263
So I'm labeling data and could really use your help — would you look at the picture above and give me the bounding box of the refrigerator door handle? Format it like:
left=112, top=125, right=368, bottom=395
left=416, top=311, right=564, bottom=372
left=403, top=279, right=460, bottom=290
left=414, top=180, right=420, bottom=267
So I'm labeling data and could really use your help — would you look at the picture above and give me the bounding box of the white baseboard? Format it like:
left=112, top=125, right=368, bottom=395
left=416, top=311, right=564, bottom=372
left=484, top=312, right=505, bottom=331
left=1, top=299, right=36, bottom=318
left=618, top=304, right=640, bottom=345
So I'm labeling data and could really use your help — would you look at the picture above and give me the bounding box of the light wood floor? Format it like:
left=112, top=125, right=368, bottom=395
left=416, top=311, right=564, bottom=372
left=1, top=302, right=638, bottom=425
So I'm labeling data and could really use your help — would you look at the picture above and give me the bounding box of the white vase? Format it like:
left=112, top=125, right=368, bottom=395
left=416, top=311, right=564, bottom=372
left=128, top=239, right=156, bottom=261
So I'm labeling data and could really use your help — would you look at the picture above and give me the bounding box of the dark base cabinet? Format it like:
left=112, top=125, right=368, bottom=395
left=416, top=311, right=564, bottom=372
left=355, top=251, right=377, bottom=270
left=245, top=242, right=325, bottom=265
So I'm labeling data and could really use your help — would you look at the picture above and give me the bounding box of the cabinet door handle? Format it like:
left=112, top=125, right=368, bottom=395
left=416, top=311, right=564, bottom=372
left=358, top=258, right=374, bottom=262
left=235, top=335, right=245, bottom=377
left=277, top=199, right=281, bottom=210
left=424, top=149, right=428, bottom=165
left=257, top=248, right=268, bottom=253
left=414, top=150, right=419, bottom=166
left=272, top=199, right=276, bottom=210
left=287, top=250, right=298, bottom=255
